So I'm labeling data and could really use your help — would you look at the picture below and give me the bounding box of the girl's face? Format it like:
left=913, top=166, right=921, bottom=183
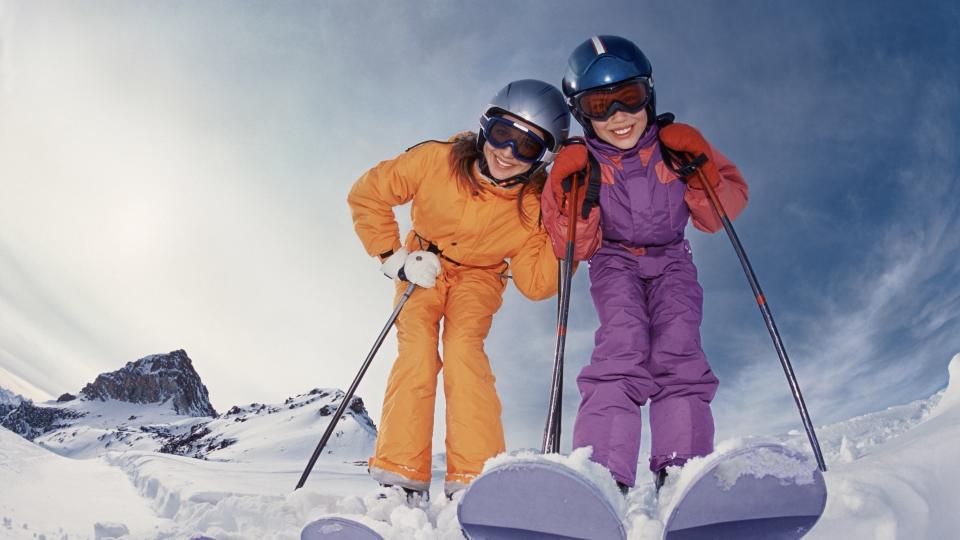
left=590, top=108, right=648, bottom=150
left=482, top=116, right=545, bottom=181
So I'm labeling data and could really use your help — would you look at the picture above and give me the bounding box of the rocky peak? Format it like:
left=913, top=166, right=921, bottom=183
left=1, top=400, right=83, bottom=440
left=0, top=386, right=22, bottom=407
left=79, top=349, right=217, bottom=417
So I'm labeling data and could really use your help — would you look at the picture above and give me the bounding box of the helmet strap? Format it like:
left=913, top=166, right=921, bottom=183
left=477, top=155, right=537, bottom=188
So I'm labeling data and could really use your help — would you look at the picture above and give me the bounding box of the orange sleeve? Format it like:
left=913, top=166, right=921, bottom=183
left=684, top=147, right=749, bottom=233
left=346, top=144, right=436, bottom=257
left=509, top=228, right=561, bottom=301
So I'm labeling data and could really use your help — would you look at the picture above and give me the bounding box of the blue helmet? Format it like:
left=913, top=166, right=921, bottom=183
left=562, top=36, right=656, bottom=127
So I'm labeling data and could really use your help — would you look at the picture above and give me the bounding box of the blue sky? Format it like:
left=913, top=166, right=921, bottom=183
left=1, top=1, right=958, bottom=460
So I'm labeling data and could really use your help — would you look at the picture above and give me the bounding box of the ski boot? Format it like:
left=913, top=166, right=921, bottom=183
left=616, top=481, right=630, bottom=496
left=368, top=466, right=430, bottom=505
left=444, top=480, right=468, bottom=501
left=378, top=483, right=429, bottom=505
left=654, top=468, right=669, bottom=494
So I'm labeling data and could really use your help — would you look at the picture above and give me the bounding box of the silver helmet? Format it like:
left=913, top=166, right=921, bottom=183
left=479, top=79, right=570, bottom=165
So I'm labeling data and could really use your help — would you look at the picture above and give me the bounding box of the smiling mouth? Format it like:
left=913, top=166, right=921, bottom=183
left=494, top=155, right=515, bottom=168
left=611, top=125, right=633, bottom=136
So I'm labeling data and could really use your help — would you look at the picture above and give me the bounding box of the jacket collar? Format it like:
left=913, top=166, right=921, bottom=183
left=585, top=123, right=660, bottom=162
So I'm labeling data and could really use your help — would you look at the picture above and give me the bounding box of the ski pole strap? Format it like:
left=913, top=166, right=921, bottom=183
left=580, top=152, right=602, bottom=219
left=559, top=153, right=601, bottom=220
left=659, top=144, right=709, bottom=181
left=677, top=153, right=709, bottom=178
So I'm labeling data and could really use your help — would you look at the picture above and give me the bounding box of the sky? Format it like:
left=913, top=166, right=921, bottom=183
left=1, top=1, right=958, bottom=459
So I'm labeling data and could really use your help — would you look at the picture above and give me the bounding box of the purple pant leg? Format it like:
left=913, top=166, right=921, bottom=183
left=646, top=250, right=719, bottom=471
left=573, top=247, right=719, bottom=486
left=572, top=252, right=654, bottom=487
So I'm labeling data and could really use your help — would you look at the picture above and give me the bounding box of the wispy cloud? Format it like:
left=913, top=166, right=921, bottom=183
left=713, top=77, right=960, bottom=439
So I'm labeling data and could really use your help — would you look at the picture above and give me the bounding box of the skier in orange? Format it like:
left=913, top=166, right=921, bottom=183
left=348, top=79, right=589, bottom=500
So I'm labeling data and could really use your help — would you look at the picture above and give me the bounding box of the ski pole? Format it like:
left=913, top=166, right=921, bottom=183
left=541, top=172, right=582, bottom=454
left=295, top=281, right=417, bottom=490
left=674, top=150, right=827, bottom=472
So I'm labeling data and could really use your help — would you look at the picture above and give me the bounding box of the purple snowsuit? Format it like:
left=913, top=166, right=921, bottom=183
left=570, top=124, right=744, bottom=487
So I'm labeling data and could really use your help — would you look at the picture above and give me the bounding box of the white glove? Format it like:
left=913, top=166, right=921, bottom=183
left=401, top=250, right=442, bottom=288
left=379, top=248, right=442, bottom=288
left=379, top=248, right=409, bottom=280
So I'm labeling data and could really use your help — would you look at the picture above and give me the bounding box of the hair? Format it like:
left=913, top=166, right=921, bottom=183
left=448, top=132, right=547, bottom=228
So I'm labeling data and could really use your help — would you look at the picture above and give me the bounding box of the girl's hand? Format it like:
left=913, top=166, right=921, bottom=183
left=548, top=142, right=590, bottom=215
left=659, top=123, right=721, bottom=189
left=402, top=251, right=442, bottom=288
left=379, top=248, right=441, bottom=288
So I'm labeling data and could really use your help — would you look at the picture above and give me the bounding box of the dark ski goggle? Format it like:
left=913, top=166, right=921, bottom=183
left=574, top=78, right=652, bottom=121
left=481, top=115, right=550, bottom=163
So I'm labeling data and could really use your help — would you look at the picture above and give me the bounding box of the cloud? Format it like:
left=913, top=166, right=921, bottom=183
left=712, top=75, right=960, bottom=439
left=0, top=4, right=409, bottom=411
left=0, top=363, right=50, bottom=401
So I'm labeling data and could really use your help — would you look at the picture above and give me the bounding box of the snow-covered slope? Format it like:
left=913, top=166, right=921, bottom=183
left=154, top=388, right=377, bottom=463
left=0, top=425, right=168, bottom=539
left=1, top=353, right=957, bottom=539
left=30, top=396, right=206, bottom=459
left=804, top=354, right=960, bottom=539
left=21, top=386, right=377, bottom=462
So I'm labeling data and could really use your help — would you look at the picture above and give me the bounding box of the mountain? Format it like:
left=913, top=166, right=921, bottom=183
left=0, top=386, right=23, bottom=424
left=0, top=386, right=22, bottom=406
left=79, top=349, right=216, bottom=416
left=0, top=399, right=84, bottom=440
left=0, top=349, right=378, bottom=462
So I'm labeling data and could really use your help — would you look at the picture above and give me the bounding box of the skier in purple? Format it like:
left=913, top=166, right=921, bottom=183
left=541, top=35, right=749, bottom=493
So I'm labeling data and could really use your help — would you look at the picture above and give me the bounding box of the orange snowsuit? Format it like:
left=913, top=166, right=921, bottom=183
left=347, top=137, right=560, bottom=493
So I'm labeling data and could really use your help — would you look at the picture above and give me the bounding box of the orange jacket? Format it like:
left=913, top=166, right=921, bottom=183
left=347, top=138, right=559, bottom=301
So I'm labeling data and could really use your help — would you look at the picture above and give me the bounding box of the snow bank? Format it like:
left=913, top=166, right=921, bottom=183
left=805, top=352, right=960, bottom=539
left=615, top=353, right=960, bottom=539
left=100, top=450, right=468, bottom=539
left=0, top=426, right=167, bottom=540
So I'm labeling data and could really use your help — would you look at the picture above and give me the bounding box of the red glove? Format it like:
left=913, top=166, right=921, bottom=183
left=659, top=123, right=721, bottom=190
left=548, top=142, right=589, bottom=214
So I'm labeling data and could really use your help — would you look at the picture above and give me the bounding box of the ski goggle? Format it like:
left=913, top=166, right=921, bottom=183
left=573, top=77, right=652, bottom=121
left=480, top=115, right=551, bottom=163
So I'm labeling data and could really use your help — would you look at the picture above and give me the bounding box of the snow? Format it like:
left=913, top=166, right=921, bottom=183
left=709, top=445, right=817, bottom=489
left=482, top=445, right=628, bottom=516
left=1, top=352, right=959, bottom=539
left=32, top=397, right=205, bottom=459
left=0, top=426, right=165, bottom=539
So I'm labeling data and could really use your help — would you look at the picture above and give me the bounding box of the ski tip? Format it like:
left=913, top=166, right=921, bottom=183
left=662, top=443, right=827, bottom=540
left=458, top=459, right=626, bottom=540
left=301, top=516, right=385, bottom=540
